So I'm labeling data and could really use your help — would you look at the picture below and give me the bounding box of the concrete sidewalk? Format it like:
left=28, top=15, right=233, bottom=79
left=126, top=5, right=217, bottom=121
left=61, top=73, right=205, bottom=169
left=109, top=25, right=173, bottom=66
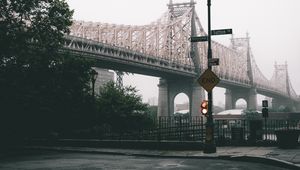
left=25, top=146, right=300, bottom=169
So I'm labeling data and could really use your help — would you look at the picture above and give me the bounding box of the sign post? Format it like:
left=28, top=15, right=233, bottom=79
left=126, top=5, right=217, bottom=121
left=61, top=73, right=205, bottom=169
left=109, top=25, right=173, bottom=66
left=203, top=0, right=216, bottom=154
left=191, top=0, right=232, bottom=154
left=262, top=100, right=269, bottom=141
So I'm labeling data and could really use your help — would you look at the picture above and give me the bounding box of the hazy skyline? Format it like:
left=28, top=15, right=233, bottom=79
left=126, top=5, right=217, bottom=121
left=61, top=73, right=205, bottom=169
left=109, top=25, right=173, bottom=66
left=66, top=0, right=300, bottom=106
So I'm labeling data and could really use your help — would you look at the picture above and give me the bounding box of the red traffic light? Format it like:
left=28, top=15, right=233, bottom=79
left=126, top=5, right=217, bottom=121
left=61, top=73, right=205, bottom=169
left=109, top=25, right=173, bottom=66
left=201, top=100, right=208, bottom=116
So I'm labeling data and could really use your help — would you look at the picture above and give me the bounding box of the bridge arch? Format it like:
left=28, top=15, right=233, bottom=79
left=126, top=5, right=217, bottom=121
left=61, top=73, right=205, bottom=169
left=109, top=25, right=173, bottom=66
left=157, top=78, right=205, bottom=118
left=168, top=82, right=192, bottom=117
left=234, top=98, right=247, bottom=110
left=173, top=93, right=190, bottom=115
left=225, top=88, right=257, bottom=110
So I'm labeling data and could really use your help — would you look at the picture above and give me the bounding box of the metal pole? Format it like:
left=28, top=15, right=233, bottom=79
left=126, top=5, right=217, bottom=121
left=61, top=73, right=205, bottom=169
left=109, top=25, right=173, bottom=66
left=264, top=117, right=267, bottom=140
left=204, top=0, right=216, bottom=153
left=92, top=81, right=95, bottom=98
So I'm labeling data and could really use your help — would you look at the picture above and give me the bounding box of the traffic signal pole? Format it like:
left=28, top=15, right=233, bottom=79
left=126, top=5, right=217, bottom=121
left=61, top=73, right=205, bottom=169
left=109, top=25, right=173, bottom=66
left=204, top=0, right=217, bottom=153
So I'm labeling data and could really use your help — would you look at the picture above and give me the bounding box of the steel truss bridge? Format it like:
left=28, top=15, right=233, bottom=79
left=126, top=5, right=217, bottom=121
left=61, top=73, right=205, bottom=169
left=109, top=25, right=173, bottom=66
left=62, top=0, right=300, bottom=114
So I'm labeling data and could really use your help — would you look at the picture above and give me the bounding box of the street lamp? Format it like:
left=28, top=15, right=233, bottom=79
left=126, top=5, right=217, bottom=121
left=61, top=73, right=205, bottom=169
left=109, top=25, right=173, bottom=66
left=90, top=69, right=98, bottom=97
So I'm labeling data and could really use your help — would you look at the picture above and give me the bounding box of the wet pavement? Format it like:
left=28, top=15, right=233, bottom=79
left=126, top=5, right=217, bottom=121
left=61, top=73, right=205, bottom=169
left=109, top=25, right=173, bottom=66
left=8, top=145, right=299, bottom=169
left=0, top=150, right=296, bottom=170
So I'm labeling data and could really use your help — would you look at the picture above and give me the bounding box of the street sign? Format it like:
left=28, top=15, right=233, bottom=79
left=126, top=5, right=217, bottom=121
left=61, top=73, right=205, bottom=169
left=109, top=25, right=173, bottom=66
left=197, top=69, right=220, bottom=92
left=191, top=29, right=232, bottom=42
left=211, top=29, right=232, bottom=36
left=190, top=36, right=208, bottom=42
left=208, top=58, right=219, bottom=66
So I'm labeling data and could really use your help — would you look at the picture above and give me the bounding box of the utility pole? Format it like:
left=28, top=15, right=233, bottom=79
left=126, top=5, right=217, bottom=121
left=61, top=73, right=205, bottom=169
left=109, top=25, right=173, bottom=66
left=203, top=0, right=216, bottom=153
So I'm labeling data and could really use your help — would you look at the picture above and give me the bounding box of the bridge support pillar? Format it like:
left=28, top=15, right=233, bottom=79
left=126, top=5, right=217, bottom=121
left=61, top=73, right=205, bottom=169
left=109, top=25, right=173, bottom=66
left=191, top=83, right=205, bottom=116
left=157, top=78, right=169, bottom=117
left=248, top=88, right=257, bottom=110
left=157, top=78, right=205, bottom=118
left=225, top=89, right=233, bottom=110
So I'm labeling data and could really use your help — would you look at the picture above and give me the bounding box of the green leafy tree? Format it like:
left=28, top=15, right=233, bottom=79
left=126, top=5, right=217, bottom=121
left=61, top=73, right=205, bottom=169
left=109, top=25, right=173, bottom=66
left=0, top=0, right=96, bottom=139
left=97, top=82, right=154, bottom=133
left=147, top=105, right=158, bottom=122
left=0, top=0, right=73, bottom=64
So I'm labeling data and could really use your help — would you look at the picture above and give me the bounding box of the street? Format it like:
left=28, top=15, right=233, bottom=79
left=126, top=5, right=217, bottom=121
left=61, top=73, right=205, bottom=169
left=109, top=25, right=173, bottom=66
left=0, top=150, right=292, bottom=170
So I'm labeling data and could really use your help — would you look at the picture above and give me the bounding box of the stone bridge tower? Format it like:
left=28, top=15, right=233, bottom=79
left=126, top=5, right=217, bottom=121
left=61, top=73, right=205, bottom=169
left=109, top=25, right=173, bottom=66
left=157, top=0, right=205, bottom=117
left=225, top=34, right=257, bottom=110
left=271, top=62, right=296, bottom=111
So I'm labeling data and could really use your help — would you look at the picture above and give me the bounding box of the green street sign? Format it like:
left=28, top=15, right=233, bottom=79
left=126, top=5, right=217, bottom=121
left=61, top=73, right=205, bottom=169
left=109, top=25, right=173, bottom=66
left=190, top=36, right=208, bottom=42
left=208, top=58, right=219, bottom=66
left=211, top=29, right=232, bottom=35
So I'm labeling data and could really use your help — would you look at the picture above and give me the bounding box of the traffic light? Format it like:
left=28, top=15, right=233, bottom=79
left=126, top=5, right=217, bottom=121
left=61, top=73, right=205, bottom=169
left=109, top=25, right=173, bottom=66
left=262, top=100, right=269, bottom=118
left=262, top=100, right=268, bottom=107
left=201, top=100, right=208, bottom=116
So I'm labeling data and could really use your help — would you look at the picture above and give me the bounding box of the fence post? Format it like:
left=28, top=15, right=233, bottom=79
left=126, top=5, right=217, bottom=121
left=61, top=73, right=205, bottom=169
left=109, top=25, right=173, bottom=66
left=179, top=116, right=182, bottom=141
left=158, top=117, right=161, bottom=141
left=264, top=118, right=267, bottom=141
left=216, top=120, right=220, bottom=142
left=201, top=116, right=204, bottom=142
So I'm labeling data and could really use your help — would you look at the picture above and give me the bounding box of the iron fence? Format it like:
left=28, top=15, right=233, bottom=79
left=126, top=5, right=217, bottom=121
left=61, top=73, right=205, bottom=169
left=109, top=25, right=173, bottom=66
left=158, top=116, right=204, bottom=141
left=92, top=116, right=300, bottom=146
left=214, top=119, right=300, bottom=145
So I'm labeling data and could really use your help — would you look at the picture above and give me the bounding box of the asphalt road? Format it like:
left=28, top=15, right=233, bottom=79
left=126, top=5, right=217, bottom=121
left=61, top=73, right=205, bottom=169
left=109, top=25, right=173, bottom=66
left=0, top=151, right=293, bottom=170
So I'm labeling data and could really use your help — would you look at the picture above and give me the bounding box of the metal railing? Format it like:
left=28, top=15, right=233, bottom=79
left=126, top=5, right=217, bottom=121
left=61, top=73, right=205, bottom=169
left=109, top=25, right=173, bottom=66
left=73, top=116, right=300, bottom=146
left=214, top=119, right=300, bottom=145
left=157, top=116, right=205, bottom=141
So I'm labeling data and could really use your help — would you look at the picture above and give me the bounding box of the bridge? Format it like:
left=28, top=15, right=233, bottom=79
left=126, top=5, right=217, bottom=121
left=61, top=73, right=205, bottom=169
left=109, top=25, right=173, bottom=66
left=62, top=0, right=300, bottom=116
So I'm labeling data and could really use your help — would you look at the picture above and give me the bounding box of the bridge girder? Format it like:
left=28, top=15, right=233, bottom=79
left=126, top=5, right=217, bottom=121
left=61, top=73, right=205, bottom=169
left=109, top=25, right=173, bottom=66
left=66, top=0, right=299, bottom=103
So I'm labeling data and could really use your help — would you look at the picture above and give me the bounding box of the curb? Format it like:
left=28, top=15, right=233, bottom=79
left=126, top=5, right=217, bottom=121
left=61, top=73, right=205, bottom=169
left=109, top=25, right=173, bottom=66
left=227, top=156, right=300, bottom=170
left=24, top=146, right=300, bottom=169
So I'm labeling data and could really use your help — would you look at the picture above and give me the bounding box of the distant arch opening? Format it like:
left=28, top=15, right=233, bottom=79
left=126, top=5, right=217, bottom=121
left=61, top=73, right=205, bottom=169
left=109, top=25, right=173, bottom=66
left=235, top=98, right=247, bottom=109
left=174, top=93, right=190, bottom=115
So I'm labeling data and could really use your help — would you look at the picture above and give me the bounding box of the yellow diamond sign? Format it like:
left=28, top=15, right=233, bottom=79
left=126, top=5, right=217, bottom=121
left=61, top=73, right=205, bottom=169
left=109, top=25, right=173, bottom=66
left=197, top=69, right=220, bottom=92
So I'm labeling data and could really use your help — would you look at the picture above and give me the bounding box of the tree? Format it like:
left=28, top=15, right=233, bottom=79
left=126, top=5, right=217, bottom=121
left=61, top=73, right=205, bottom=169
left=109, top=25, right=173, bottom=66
left=97, top=82, right=154, bottom=133
left=147, top=105, right=158, bottom=122
left=0, top=0, right=73, bottom=64
left=0, top=0, right=96, bottom=138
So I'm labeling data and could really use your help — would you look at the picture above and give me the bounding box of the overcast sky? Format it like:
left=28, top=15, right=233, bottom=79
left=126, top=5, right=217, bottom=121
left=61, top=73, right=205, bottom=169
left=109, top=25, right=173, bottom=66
left=66, top=0, right=300, bottom=105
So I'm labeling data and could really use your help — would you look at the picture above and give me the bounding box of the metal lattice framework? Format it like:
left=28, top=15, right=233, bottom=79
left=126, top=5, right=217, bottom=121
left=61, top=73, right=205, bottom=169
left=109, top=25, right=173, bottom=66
left=69, top=3, right=194, bottom=67
left=269, top=63, right=298, bottom=99
left=65, top=1, right=299, bottom=101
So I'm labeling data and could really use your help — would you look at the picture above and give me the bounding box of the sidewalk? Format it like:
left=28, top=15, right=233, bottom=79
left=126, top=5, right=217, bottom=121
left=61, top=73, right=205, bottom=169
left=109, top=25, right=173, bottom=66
left=25, top=146, right=300, bottom=169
